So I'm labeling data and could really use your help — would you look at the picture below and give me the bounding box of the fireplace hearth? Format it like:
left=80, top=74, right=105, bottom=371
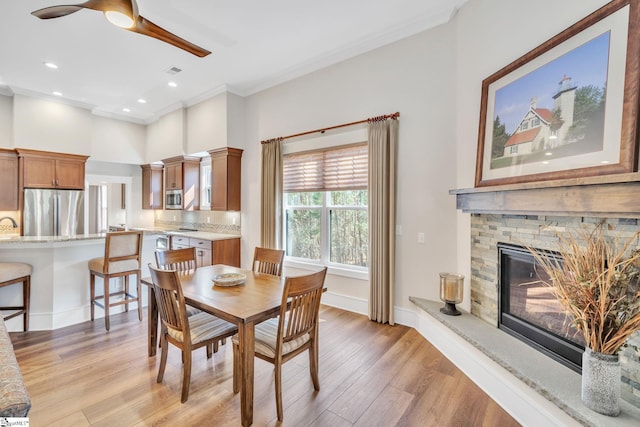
left=497, top=243, right=584, bottom=372
left=468, top=214, right=640, bottom=409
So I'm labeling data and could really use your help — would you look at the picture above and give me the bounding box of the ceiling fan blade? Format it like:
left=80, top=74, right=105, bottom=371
left=31, top=5, right=84, bottom=19
left=130, top=15, right=211, bottom=57
left=32, top=1, right=137, bottom=19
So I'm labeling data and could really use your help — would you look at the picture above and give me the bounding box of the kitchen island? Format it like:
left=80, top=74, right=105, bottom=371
left=0, top=230, right=241, bottom=332
left=0, top=232, right=159, bottom=332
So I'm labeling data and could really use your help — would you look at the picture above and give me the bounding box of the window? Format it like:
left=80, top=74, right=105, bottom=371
left=509, top=145, right=518, bottom=155
left=283, top=143, right=368, bottom=269
left=532, top=118, right=540, bottom=127
left=521, top=121, right=529, bottom=130
left=200, top=157, right=211, bottom=209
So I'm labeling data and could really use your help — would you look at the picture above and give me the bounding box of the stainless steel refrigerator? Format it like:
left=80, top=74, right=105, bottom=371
left=23, top=189, right=84, bottom=236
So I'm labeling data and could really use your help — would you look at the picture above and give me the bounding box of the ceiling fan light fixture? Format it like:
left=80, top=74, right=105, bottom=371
left=104, top=11, right=134, bottom=29
left=31, top=1, right=210, bottom=57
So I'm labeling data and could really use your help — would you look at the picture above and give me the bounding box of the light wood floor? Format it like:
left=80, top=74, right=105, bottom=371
left=10, top=306, right=520, bottom=426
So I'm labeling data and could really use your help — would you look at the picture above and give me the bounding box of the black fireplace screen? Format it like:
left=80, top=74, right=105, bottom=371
left=498, top=243, right=584, bottom=372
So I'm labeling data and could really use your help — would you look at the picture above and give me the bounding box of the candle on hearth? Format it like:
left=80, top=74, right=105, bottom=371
left=439, top=272, right=464, bottom=316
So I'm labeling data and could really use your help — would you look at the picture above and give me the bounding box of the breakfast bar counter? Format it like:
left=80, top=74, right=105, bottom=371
left=0, top=233, right=158, bottom=332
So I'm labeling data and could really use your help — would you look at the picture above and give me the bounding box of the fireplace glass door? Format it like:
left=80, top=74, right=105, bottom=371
left=498, top=243, right=584, bottom=372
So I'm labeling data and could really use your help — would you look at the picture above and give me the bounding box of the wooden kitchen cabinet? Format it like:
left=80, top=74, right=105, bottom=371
left=17, top=149, right=88, bottom=190
left=212, top=238, right=241, bottom=267
left=162, top=156, right=201, bottom=210
left=170, top=235, right=240, bottom=268
left=141, top=164, right=164, bottom=209
left=0, top=149, right=18, bottom=210
left=164, top=162, right=182, bottom=190
left=208, top=147, right=243, bottom=211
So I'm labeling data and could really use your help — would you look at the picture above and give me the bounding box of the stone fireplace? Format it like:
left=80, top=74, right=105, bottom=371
left=469, top=213, right=640, bottom=409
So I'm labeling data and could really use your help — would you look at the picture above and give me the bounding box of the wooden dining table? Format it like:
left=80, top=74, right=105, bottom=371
left=142, top=264, right=285, bottom=427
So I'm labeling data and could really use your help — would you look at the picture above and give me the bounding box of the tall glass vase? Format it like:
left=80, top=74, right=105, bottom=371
left=581, top=347, right=620, bottom=416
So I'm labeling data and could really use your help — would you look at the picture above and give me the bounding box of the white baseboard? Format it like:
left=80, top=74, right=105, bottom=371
left=322, top=292, right=368, bottom=315
left=7, top=302, right=148, bottom=332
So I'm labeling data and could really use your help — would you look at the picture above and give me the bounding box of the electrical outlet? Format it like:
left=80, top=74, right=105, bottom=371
left=417, top=232, right=425, bottom=244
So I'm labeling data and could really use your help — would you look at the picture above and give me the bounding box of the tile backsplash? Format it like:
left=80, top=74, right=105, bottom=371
left=154, top=210, right=241, bottom=235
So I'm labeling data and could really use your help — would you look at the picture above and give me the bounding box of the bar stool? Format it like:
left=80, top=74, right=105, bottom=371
left=0, top=263, right=32, bottom=331
left=89, top=231, right=143, bottom=331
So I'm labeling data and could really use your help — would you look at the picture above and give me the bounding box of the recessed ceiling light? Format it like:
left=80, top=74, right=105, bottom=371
left=52, top=91, right=62, bottom=96
left=137, top=98, right=147, bottom=104
left=168, top=81, right=177, bottom=88
left=122, top=108, right=131, bottom=112
left=44, top=62, right=58, bottom=69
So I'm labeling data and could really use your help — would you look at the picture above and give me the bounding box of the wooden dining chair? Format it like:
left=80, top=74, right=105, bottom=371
left=89, top=231, right=143, bottom=331
left=155, top=247, right=223, bottom=354
left=148, top=264, right=238, bottom=403
left=155, top=247, right=197, bottom=272
left=232, top=267, right=327, bottom=421
left=252, top=247, right=285, bottom=277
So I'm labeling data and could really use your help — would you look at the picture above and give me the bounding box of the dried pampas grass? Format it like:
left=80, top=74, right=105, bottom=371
left=529, top=223, right=640, bottom=355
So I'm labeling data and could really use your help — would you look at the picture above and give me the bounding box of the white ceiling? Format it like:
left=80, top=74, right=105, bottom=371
left=0, top=0, right=467, bottom=124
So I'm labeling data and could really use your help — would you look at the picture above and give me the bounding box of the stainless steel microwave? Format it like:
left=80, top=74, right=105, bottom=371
left=165, top=189, right=182, bottom=209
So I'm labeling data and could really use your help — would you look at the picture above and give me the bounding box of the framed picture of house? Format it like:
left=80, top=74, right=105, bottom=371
left=475, top=0, right=640, bottom=187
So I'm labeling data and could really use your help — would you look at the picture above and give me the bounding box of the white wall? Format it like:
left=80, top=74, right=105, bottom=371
left=186, top=93, right=227, bottom=153
left=4, top=93, right=147, bottom=165
left=91, top=115, right=146, bottom=164
left=13, top=94, right=92, bottom=154
left=453, top=0, right=611, bottom=309
left=242, top=21, right=459, bottom=306
left=145, top=107, right=186, bottom=162
left=0, top=94, right=12, bottom=147
left=226, top=92, right=246, bottom=148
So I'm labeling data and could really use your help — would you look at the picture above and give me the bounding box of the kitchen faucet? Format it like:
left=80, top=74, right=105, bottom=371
left=0, top=216, right=18, bottom=228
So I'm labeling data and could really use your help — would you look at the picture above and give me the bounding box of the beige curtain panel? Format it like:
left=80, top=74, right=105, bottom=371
left=368, top=118, right=398, bottom=325
left=260, top=138, right=283, bottom=249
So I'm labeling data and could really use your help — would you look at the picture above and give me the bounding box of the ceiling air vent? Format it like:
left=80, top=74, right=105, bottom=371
left=165, top=66, right=183, bottom=75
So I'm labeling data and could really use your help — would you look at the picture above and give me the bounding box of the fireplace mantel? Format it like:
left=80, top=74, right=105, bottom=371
left=450, top=172, right=640, bottom=217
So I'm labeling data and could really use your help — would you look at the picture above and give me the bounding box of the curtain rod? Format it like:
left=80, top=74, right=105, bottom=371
left=260, top=111, right=400, bottom=144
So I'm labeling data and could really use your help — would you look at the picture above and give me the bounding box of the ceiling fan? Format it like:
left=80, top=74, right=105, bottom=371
left=31, top=0, right=211, bottom=57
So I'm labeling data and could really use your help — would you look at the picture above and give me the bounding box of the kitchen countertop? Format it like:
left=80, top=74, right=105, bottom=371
left=0, top=233, right=108, bottom=243
left=0, top=229, right=239, bottom=245
left=162, top=230, right=240, bottom=241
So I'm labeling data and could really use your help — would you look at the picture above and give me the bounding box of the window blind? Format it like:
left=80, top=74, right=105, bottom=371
left=283, top=142, right=368, bottom=192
